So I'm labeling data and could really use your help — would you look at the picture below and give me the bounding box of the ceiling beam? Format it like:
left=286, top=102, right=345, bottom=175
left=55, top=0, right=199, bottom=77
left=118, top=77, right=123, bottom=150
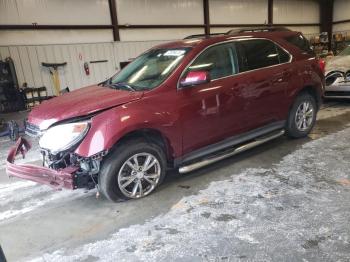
left=333, top=19, right=350, bottom=25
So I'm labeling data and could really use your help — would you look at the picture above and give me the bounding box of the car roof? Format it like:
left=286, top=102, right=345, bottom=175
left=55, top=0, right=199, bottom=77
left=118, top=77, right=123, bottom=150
left=154, top=30, right=301, bottom=50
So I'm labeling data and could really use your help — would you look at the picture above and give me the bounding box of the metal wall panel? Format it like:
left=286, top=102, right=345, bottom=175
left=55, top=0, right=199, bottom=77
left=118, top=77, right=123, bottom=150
left=333, top=0, right=350, bottom=22
left=285, top=26, right=320, bottom=38
left=119, top=28, right=204, bottom=41
left=117, top=0, right=203, bottom=25
left=211, top=26, right=319, bottom=39
left=333, top=23, right=350, bottom=33
left=209, top=0, right=268, bottom=24
left=274, top=0, right=319, bottom=24
left=0, top=30, right=114, bottom=45
left=0, top=0, right=110, bottom=25
left=0, top=41, right=167, bottom=95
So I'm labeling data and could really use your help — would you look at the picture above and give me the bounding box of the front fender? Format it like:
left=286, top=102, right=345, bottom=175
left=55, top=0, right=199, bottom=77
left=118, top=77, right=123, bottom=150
left=74, top=101, right=181, bottom=158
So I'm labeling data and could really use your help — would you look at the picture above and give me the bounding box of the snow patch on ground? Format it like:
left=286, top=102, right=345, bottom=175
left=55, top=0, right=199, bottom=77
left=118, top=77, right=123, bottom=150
left=0, top=182, right=92, bottom=222
left=29, top=127, right=350, bottom=262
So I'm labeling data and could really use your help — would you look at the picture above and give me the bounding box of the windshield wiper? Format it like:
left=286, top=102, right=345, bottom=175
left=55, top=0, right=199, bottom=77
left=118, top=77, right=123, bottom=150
left=107, top=82, right=137, bottom=92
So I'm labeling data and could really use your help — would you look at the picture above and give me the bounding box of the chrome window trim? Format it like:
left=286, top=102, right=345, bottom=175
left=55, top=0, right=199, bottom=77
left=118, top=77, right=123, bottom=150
left=177, top=37, right=293, bottom=89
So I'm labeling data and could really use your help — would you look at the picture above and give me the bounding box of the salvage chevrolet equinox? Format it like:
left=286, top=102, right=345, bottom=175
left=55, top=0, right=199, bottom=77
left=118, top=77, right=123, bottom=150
left=7, top=28, right=325, bottom=202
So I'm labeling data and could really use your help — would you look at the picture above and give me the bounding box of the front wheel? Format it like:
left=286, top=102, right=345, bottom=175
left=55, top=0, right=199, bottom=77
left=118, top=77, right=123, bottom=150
left=98, top=139, right=167, bottom=202
left=286, top=92, right=317, bottom=138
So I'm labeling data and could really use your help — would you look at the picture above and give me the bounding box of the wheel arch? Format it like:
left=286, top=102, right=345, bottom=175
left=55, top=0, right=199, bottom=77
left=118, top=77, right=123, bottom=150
left=109, top=128, right=175, bottom=166
left=297, top=85, right=322, bottom=110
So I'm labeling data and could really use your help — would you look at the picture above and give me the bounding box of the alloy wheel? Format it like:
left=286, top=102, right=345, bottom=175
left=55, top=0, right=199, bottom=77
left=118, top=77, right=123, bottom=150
left=295, top=101, right=314, bottom=131
left=117, top=153, right=161, bottom=198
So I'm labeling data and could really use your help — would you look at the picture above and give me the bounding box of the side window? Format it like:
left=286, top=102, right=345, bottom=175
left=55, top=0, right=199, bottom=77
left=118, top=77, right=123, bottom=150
left=187, top=43, right=238, bottom=80
left=276, top=45, right=291, bottom=63
left=285, top=34, right=314, bottom=55
left=237, top=39, right=280, bottom=71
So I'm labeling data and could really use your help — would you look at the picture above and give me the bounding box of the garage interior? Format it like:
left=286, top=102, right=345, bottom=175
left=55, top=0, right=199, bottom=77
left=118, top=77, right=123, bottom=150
left=1, top=0, right=350, bottom=261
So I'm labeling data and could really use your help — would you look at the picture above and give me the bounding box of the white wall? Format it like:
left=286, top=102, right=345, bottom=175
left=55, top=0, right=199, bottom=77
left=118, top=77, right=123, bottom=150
left=209, top=0, right=268, bottom=24
left=0, top=0, right=110, bottom=25
left=273, top=0, right=319, bottom=24
left=119, top=28, right=204, bottom=41
left=0, top=0, right=322, bottom=44
left=333, top=0, right=350, bottom=22
left=273, top=0, right=319, bottom=38
left=117, top=0, right=204, bottom=40
left=333, top=0, right=350, bottom=33
left=0, top=0, right=111, bottom=45
left=0, top=30, right=113, bottom=46
left=117, top=0, right=203, bottom=25
left=0, top=40, right=167, bottom=95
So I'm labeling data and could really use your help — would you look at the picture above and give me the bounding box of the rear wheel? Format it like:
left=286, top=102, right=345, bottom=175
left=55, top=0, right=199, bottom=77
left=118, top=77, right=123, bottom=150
left=98, top=139, right=166, bottom=202
left=286, top=92, right=317, bottom=138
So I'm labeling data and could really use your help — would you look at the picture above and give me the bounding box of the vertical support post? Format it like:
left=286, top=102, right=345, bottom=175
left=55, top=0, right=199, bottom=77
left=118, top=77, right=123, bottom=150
left=268, top=0, right=273, bottom=25
left=108, top=0, right=120, bottom=41
left=320, top=0, right=334, bottom=51
left=203, top=0, right=210, bottom=35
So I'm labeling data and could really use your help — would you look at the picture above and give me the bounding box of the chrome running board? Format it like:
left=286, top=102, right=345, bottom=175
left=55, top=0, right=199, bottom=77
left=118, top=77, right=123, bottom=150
left=179, top=129, right=285, bottom=174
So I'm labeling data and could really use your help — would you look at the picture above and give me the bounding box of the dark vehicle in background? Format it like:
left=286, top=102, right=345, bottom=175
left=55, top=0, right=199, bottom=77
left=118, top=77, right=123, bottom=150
left=7, top=28, right=324, bottom=202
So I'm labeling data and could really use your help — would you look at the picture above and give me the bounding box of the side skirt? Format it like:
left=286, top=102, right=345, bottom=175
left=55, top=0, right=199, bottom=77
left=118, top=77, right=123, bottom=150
left=178, top=129, right=285, bottom=174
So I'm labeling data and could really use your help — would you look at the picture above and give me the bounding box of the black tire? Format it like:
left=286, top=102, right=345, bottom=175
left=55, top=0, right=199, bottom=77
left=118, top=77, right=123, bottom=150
left=98, top=138, right=167, bottom=202
left=286, top=92, right=317, bottom=138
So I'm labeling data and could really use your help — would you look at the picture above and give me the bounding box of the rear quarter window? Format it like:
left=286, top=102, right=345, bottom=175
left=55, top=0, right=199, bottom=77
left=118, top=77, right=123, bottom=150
left=285, top=34, right=314, bottom=55
left=237, top=39, right=280, bottom=71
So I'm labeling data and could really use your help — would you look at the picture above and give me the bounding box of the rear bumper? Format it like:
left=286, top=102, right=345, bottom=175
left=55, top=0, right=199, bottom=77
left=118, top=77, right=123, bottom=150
left=6, top=137, right=78, bottom=189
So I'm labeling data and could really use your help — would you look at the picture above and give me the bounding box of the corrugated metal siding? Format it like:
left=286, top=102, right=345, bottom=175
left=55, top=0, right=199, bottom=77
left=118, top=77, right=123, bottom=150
left=273, top=0, right=320, bottom=24
left=333, top=0, right=350, bottom=22
left=0, top=41, right=167, bottom=95
left=0, top=0, right=110, bottom=25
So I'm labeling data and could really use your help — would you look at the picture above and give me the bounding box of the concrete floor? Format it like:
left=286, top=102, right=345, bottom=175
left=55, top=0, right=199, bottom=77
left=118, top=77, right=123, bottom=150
left=1, top=102, right=350, bottom=262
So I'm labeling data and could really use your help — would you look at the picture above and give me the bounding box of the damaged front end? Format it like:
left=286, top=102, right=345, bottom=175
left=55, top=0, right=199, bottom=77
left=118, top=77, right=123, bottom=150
left=6, top=121, right=107, bottom=190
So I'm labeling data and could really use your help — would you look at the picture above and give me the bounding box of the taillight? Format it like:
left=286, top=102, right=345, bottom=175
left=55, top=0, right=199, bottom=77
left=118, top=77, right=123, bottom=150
left=318, top=59, right=326, bottom=75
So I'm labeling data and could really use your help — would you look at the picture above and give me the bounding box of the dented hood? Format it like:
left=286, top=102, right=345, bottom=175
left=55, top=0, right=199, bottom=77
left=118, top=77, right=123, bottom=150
left=28, top=85, right=143, bottom=130
left=325, top=55, right=350, bottom=74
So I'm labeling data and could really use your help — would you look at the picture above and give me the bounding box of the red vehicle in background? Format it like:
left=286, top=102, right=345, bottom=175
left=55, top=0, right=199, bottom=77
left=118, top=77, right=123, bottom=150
left=7, top=27, right=324, bottom=202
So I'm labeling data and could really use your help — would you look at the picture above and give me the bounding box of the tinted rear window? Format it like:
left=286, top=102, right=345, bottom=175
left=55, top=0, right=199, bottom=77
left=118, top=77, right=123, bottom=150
left=237, top=39, right=280, bottom=71
left=285, top=34, right=314, bottom=55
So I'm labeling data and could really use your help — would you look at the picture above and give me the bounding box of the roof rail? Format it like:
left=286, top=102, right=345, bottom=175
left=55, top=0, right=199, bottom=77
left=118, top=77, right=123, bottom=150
left=227, top=26, right=291, bottom=34
left=183, top=33, right=225, bottom=39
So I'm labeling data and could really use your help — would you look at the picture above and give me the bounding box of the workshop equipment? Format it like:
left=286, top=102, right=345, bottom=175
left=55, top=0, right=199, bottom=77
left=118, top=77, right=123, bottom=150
left=0, top=57, right=24, bottom=113
left=23, top=86, right=51, bottom=109
left=41, top=62, right=67, bottom=96
left=0, top=119, right=25, bottom=141
left=83, top=62, right=90, bottom=75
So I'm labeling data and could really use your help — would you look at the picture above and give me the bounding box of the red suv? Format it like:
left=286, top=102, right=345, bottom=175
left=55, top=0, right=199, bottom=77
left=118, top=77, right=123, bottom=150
left=7, top=28, right=324, bottom=202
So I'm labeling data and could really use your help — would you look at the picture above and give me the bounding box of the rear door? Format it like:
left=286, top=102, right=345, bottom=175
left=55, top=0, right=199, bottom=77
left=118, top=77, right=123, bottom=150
left=236, top=39, right=291, bottom=130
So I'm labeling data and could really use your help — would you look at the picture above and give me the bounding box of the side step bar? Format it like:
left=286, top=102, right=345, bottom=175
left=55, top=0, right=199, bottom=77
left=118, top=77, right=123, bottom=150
left=179, top=129, right=285, bottom=174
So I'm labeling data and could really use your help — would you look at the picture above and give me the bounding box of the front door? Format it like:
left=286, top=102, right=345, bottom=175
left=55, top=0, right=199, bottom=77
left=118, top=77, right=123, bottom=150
left=179, top=42, right=246, bottom=156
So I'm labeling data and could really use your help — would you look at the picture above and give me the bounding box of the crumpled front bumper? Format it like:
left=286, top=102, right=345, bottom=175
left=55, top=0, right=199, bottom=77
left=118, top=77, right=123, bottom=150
left=6, top=137, right=78, bottom=190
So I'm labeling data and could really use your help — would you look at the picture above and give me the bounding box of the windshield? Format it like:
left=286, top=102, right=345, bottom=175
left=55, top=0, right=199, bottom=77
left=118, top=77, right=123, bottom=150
left=109, top=48, right=191, bottom=91
left=338, top=46, right=350, bottom=56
